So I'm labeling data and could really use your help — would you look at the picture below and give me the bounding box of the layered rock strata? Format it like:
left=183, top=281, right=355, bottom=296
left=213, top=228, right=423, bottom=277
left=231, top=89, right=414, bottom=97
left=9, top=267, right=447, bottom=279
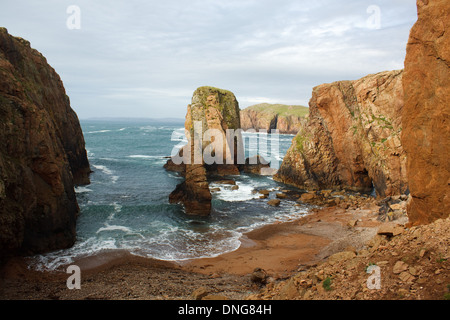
left=0, top=28, right=90, bottom=257
left=275, top=70, right=407, bottom=198
left=240, top=103, right=309, bottom=134
left=401, top=0, right=450, bottom=225
left=168, top=87, right=243, bottom=216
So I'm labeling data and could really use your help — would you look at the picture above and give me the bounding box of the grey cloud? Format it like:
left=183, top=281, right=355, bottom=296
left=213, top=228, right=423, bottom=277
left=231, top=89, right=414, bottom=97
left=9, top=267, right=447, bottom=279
left=0, top=0, right=417, bottom=119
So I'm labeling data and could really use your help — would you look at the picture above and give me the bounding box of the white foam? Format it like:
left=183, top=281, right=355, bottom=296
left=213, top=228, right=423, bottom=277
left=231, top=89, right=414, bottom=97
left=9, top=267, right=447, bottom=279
left=92, top=164, right=118, bottom=183
left=132, top=228, right=243, bottom=262
left=140, top=125, right=157, bottom=132
left=75, top=186, right=92, bottom=193
left=96, top=225, right=132, bottom=234
left=92, top=164, right=113, bottom=175
left=107, top=202, right=122, bottom=220
left=171, top=128, right=188, bottom=142
left=87, top=130, right=112, bottom=134
left=210, top=181, right=261, bottom=202
left=29, top=203, right=309, bottom=271
left=30, top=237, right=119, bottom=271
left=86, top=149, right=95, bottom=158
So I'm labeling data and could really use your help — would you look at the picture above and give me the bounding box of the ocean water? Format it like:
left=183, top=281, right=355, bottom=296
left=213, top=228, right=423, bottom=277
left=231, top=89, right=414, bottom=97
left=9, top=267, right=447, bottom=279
left=31, top=120, right=309, bottom=271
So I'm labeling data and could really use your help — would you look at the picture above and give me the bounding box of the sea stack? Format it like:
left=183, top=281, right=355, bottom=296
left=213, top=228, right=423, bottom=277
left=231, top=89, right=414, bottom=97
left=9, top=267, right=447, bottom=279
left=275, top=70, right=407, bottom=198
left=168, top=86, right=243, bottom=216
left=401, top=0, right=450, bottom=225
left=0, top=28, right=90, bottom=258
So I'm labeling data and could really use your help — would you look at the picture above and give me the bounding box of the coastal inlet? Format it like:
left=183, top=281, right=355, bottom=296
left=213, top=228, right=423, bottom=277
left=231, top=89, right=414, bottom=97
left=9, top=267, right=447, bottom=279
left=31, top=120, right=308, bottom=270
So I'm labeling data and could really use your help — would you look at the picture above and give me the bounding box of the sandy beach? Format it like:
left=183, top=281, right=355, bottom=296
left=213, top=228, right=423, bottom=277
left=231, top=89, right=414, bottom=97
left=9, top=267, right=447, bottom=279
left=0, top=202, right=383, bottom=300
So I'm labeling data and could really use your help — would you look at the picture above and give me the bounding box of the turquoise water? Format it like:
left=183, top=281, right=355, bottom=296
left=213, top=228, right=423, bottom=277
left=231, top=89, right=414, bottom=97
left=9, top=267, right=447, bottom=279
left=32, top=120, right=308, bottom=270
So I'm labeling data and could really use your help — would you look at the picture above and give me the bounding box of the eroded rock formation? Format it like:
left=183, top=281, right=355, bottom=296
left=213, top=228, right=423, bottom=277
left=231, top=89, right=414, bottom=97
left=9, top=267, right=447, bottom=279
left=240, top=103, right=309, bottom=134
left=402, top=0, right=450, bottom=225
left=0, top=28, right=90, bottom=257
left=168, top=87, right=243, bottom=216
left=275, top=70, right=407, bottom=198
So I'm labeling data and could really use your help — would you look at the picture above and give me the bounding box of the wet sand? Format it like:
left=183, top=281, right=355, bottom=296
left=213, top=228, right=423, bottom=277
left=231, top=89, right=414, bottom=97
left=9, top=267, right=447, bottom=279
left=0, top=205, right=382, bottom=300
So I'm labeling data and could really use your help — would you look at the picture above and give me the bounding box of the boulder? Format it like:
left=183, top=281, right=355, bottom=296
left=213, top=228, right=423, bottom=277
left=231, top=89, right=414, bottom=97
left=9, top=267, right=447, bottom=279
left=242, top=155, right=271, bottom=175
left=191, top=287, right=209, bottom=300
left=268, top=199, right=281, bottom=207
left=327, top=251, right=356, bottom=266
left=377, top=224, right=404, bottom=237
left=251, top=268, right=268, bottom=284
left=300, top=192, right=317, bottom=202
left=393, top=261, right=409, bottom=274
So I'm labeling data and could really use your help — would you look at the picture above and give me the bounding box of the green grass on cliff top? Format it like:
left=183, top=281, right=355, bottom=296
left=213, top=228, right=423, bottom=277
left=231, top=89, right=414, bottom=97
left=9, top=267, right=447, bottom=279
left=243, top=103, right=309, bottom=117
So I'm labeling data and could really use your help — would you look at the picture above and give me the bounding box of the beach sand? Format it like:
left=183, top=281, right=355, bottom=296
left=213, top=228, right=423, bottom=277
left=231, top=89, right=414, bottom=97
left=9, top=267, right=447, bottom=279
left=0, top=204, right=382, bottom=300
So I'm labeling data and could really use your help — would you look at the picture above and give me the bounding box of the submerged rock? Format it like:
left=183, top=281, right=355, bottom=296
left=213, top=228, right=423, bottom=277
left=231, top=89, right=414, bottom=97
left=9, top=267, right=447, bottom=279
left=267, top=199, right=281, bottom=207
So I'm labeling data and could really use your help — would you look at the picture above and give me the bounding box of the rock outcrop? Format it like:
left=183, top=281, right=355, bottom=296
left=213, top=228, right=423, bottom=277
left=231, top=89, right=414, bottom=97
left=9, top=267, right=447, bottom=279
left=275, top=70, right=407, bottom=198
left=240, top=103, right=309, bottom=134
left=168, top=87, right=243, bottom=216
left=401, top=0, right=450, bottom=226
left=0, top=28, right=90, bottom=258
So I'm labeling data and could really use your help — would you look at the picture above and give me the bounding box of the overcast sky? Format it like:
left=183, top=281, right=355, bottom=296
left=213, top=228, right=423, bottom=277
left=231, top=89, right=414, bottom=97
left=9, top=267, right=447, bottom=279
left=0, top=0, right=417, bottom=119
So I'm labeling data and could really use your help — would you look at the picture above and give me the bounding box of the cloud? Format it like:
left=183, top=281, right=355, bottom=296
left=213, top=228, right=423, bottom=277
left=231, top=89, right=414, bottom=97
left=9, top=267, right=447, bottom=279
left=0, top=0, right=417, bottom=119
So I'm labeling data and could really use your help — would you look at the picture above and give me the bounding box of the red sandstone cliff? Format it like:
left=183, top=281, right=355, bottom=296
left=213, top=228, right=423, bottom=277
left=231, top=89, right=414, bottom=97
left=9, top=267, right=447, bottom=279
left=275, top=70, right=407, bottom=198
left=0, top=28, right=90, bottom=258
left=240, top=104, right=309, bottom=134
left=402, top=0, right=450, bottom=225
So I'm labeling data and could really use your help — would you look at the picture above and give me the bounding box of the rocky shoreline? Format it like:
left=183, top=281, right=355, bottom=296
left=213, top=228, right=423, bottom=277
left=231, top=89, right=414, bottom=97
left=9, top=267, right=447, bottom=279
left=3, top=189, right=447, bottom=301
left=0, top=0, right=448, bottom=302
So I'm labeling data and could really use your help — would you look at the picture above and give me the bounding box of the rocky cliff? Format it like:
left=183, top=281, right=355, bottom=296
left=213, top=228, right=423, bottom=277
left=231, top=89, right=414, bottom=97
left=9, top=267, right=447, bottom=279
left=168, top=87, right=243, bottom=216
left=402, top=0, right=450, bottom=225
left=240, top=103, right=309, bottom=134
left=0, top=28, right=90, bottom=258
left=275, top=70, right=407, bottom=198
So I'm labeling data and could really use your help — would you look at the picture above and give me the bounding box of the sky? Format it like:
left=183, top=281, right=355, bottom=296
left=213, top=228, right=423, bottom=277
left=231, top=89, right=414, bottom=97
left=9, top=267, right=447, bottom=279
left=0, top=0, right=418, bottom=119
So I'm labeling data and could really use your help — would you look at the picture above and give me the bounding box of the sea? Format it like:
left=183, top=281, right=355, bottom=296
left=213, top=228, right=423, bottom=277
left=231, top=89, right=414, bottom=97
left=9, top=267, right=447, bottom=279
left=31, top=119, right=310, bottom=271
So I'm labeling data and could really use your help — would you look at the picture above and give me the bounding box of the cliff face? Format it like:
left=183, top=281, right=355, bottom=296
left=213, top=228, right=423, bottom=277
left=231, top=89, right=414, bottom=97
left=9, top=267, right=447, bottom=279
left=169, top=87, right=242, bottom=216
left=240, top=104, right=309, bottom=134
left=402, top=0, right=450, bottom=225
left=275, top=70, right=407, bottom=198
left=0, top=28, right=90, bottom=257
